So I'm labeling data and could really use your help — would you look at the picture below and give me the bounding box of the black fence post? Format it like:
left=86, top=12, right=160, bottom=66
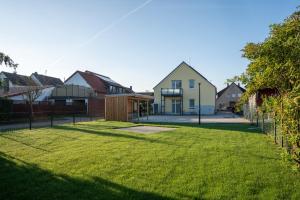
left=73, top=114, right=75, bottom=125
left=50, top=114, right=53, bottom=127
left=274, top=114, right=277, bottom=144
left=285, top=135, right=289, bottom=153
left=256, top=111, right=259, bottom=127
left=29, top=115, right=32, bottom=130
left=262, top=112, right=265, bottom=133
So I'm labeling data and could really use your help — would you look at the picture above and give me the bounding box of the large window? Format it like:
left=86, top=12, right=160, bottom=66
left=171, top=80, right=182, bottom=89
left=172, top=99, right=181, bottom=114
left=189, top=99, right=195, bottom=109
left=189, top=79, right=195, bottom=88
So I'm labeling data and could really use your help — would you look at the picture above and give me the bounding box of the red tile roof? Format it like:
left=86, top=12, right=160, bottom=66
left=77, top=71, right=107, bottom=93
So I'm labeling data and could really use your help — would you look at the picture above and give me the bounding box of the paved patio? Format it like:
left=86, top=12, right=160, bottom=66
left=134, top=112, right=249, bottom=123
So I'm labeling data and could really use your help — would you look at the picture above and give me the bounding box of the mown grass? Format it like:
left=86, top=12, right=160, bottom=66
left=0, top=121, right=299, bottom=200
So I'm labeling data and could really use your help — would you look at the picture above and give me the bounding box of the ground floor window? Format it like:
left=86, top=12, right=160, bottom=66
left=189, top=99, right=195, bottom=109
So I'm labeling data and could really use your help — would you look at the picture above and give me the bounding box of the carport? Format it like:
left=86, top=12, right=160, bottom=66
left=105, top=94, right=154, bottom=122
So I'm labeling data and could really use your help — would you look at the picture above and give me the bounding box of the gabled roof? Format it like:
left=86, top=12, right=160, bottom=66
left=84, top=70, right=123, bottom=87
left=65, top=70, right=129, bottom=93
left=153, top=61, right=216, bottom=89
left=1, top=71, right=36, bottom=86
left=31, top=72, right=63, bottom=86
left=217, top=82, right=246, bottom=97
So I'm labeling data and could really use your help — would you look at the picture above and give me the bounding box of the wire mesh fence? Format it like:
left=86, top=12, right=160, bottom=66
left=256, top=112, right=291, bottom=151
left=0, top=99, right=103, bottom=131
left=0, top=112, right=101, bottom=132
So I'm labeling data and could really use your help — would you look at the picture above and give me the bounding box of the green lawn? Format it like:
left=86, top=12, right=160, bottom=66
left=0, top=121, right=299, bottom=200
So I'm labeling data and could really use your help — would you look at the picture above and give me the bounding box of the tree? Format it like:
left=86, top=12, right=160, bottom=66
left=239, top=9, right=300, bottom=166
left=22, top=86, right=42, bottom=118
left=225, top=75, right=240, bottom=85
left=0, top=52, right=18, bottom=70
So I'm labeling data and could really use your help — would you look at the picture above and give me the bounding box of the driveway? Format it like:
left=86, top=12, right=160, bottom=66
left=135, top=112, right=249, bottom=123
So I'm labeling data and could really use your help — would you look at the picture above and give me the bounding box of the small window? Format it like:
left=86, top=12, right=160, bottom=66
left=232, top=94, right=236, bottom=97
left=171, top=80, right=182, bottom=89
left=238, top=93, right=242, bottom=97
left=189, top=79, right=195, bottom=88
left=189, top=99, right=195, bottom=109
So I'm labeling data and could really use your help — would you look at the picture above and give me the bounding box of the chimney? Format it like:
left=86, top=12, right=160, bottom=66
left=238, top=83, right=240, bottom=86
left=129, top=86, right=132, bottom=90
left=227, top=83, right=229, bottom=87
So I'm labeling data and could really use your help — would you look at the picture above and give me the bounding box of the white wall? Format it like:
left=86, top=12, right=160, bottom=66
left=64, top=72, right=91, bottom=88
left=9, top=87, right=55, bottom=101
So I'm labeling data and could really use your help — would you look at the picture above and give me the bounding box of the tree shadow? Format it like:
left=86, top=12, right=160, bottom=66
left=141, top=122, right=262, bottom=135
left=0, top=134, right=49, bottom=152
left=0, top=152, right=175, bottom=200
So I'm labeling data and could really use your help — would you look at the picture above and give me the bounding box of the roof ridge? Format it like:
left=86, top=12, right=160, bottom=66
left=153, top=61, right=216, bottom=89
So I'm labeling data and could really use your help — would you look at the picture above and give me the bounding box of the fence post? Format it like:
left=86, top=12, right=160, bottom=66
left=73, top=114, right=75, bottom=125
left=256, top=111, right=259, bottom=127
left=274, top=113, right=277, bottom=144
left=50, top=114, right=53, bottom=127
left=262, top=112, right=265, bottom=133
left=285, top=135, right=289, bottom=153
left=29, top=115, right=32, bottom=130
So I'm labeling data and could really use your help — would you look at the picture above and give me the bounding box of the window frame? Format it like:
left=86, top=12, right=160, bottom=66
left=189, top=79, right=195, bottom=89
left=171, top=80, right=182, bottom=89
left=189, top=99, right=195, bottom=109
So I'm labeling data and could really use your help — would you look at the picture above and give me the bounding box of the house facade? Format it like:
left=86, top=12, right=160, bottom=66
left=49, top=70, right=134, bottom=117
left=216, top=82, right=245, bottom=112
left=153, top=62, right=216, bottom=115
left=64, top=70, right=133, bottom=97
left=0, top=71, right=55, bottom=102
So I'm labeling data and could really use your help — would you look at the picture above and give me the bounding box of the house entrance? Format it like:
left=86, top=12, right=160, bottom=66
left=172, top=99, right=181, bottom=114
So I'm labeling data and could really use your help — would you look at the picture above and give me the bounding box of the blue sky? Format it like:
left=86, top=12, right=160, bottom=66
left=0, top=0, right=298, bottom=91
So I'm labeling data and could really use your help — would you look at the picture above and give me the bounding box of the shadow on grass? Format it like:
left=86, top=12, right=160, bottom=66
left=141, top=122, right=262, bottom=135
left=0, top=134, right=49, bottom=152
left=0, top=152, right=174, bottom=200
left=53, top=125, right=172, bottom=145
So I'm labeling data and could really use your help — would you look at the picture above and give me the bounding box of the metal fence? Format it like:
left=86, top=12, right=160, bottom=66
left=255, top=112, right=291, bottom=151
left=0, top=99, right=102, bottom=131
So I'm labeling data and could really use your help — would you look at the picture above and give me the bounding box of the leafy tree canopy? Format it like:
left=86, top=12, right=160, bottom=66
left=0, top=52, right=18, bottom=70
left=240, top=10, right=300, bottom=100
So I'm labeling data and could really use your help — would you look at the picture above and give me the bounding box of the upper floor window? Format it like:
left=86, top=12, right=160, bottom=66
left=171, top=80, right=182, bottom=89
left=189, top=79, right=195, bottom=88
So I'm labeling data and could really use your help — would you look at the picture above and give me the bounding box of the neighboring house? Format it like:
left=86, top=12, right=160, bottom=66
left=0, top=71, right=36, bottom=97
left=216, top=82, right=245, bottom=112
left=0, top=71, right=55, bottom=102
left=50, top=70, right=133, bottom=117
left=3, top=86, right=55, bottom=103
left=244, top=88, right=278, bottom=121
left=30, top=72, right=63, bottom=87
left=49, top=84, right=95, bottom=106
left=153, top=61, right=216, bottom=115
left=64, top=70, right=133, bottom=97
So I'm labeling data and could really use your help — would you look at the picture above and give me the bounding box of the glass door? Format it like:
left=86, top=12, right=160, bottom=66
left=172, top=99, right=181, bottom=114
